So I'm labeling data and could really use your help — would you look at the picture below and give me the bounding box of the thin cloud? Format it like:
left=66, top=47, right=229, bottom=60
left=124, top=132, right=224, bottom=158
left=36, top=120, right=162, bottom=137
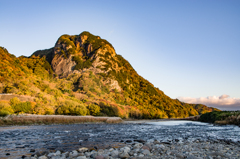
left=178, top=95, right=240, bottom=110
left=219, top=94, right=229, bottom=99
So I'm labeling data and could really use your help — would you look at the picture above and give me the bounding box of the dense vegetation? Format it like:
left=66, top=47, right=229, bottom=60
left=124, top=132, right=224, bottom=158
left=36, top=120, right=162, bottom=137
left=0, top=31, right=220, bottom=119
left=191, top=104, right=220, bottom=115
left=199, top=111, right=240, bottom=125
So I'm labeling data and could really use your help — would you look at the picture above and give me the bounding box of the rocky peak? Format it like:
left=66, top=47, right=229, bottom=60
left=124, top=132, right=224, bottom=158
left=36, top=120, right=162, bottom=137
left=51, top=32, right=118, bottom=76
left=50, top=31, right=121, bottom=91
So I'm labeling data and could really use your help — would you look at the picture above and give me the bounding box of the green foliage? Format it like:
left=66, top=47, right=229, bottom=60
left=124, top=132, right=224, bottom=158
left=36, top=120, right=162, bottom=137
left=56, top=100, right=87, bottom=116
left=80, top=31, right=114, bottom=51
left=67, top=48, right=75, bottom=54
left=87, top=104, right=101, bottom=116
left=57, top=35, right=77, bottom=58
left=73, top=105, right=88, bottom=116
left=72, top=56, right=93, bottom=70
left=12, top=101, right=32, bottom=113
left=199, top=111, right=240, bottom=123
left=10, top=97, right=20, bottom=106
left=58, top=35, right=76, bottom=48
left=97, top=52, right=200, bottom=118
left=31, top=48, right=54, bottom=63
left=98, top=102, right=117, bottom=116
left=57, top=79, right=72, bottom=94
left=0, top=110, right=10, bottom=117
left=0, top=102, right=14, bottom=116
left=193, top=104, right=220, bottom=115
left=3, top=84, right=17, bottom=93
left=61, top=50, right=67, bottom=59
left=43, top=61, right=53, bottom=76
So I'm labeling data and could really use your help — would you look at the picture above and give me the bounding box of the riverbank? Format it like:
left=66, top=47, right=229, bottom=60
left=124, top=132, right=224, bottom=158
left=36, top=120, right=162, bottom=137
left=0, top=114, right=123, bottom=126
left=30, top=139, right=240, bottom=159
left=1, top=113, right=240, bottom=128
left=0, top=114, right=201, bottom=126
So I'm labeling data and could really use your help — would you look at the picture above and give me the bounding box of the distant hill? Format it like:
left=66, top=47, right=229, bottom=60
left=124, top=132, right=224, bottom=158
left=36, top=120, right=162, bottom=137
left=0, top=31, right=220, bottom=118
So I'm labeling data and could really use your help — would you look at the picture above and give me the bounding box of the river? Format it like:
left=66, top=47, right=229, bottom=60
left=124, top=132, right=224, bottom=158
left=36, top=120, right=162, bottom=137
left=0, top=120, right=240, bottom=159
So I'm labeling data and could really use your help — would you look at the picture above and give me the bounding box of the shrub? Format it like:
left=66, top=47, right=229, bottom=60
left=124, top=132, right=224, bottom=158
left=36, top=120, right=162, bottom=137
left=0, top=110, right=10, bottom=117
left=12, top=102, right=32, bottom=114
left=73, top=104, right=87, bottom=115
left=44, top=106, right=55, bottom=115
left=67, top=48, right=75, bottom=54
left=61, top=50, right=67, bottom=59
left=33, top=104, right=46, bottom=115
left=129, top=107, right=142, bottom=119
left=56, top=104, right=70, bottom=115
left=56, top=100, right=87, bottom=116
left=0, top=102, right=14, bottom=116
left=72, top=56, right=83, bottom=70
left=99, top=102, right=117, bottom=116
left=4, top=84, right=16, bottom=93
left=87, top=104, right=101, bottom=116
left=200, top=111, right=240, bottom=124
left=10, top=97, right=20, bottom=107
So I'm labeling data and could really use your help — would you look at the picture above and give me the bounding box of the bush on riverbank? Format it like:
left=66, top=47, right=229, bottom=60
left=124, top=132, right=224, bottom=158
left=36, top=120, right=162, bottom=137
left=55, top=100, right=88, bottom=116
left=0, top=102, right=14, bottom=117
left=199, top=111, right=240, bottom=125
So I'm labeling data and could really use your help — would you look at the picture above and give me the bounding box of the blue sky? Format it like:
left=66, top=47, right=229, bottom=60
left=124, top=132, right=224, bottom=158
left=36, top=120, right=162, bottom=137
left=0, top=0, right=239, bottom=110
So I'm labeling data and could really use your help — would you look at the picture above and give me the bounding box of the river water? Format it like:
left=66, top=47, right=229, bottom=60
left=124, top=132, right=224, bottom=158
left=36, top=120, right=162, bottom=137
left=0, top=120, right=240, bottom=159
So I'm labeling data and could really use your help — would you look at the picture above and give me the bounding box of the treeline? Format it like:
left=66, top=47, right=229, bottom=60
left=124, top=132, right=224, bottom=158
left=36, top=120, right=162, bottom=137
left=199, top=111, right=240, bottom=125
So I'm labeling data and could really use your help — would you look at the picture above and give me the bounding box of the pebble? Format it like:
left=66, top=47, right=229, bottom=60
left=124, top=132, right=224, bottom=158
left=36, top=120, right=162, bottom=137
left=95, top=155, right=104, bottom=159
left=141, top=149, right=150, bottom=155
left=38, top=156, right=47, bottom=159
left=30, top=149, right=35, bottom=152
left=118, top=151, right=130, bottom=158
left=29, top=139, right=240, bottom=159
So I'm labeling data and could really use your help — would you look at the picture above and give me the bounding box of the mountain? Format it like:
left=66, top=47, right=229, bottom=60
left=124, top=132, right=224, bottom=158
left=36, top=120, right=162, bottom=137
left=0, top=31, right=220, bottom=118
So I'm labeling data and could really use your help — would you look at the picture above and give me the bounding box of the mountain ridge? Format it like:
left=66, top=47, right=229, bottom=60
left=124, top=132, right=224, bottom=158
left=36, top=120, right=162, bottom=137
left=0, top=31, right=220, bottom=118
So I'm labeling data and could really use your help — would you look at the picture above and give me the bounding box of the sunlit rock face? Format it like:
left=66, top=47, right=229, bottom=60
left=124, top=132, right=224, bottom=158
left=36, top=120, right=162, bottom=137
left=51, top=32, right=121, bottom=91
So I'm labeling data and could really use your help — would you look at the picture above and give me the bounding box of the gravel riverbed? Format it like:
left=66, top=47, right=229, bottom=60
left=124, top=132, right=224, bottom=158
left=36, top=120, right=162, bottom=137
left=1, top=120, right=240, bottom=159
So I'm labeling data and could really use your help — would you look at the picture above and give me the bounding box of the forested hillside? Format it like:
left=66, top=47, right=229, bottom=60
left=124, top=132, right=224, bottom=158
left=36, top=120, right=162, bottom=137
left=0, top=32, right=220, bottom=118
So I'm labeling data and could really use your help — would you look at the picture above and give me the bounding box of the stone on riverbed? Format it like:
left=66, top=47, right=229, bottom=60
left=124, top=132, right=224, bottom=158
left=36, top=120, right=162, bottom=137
left=118, top=151, right=130, bottom=158
left=38, top=156, right=47, bottom=159
left=110, top=150, right=119, bottom=157
left=76, top=156, right=87, bottom=159
left=69, top=150, right=78, bottom=157
left=78, top=147, right=88, bottom=153
left=141, top=149, right=150, bottom=155
left=95, top=155, right=105, bottom=159
left=32, top=138, right=240, bottom=159
left=133, top=143, right=143, bottom=149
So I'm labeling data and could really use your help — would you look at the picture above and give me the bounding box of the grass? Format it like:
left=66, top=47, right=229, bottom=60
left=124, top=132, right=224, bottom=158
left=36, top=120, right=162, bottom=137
left=0, top=114, right=123, bottom=126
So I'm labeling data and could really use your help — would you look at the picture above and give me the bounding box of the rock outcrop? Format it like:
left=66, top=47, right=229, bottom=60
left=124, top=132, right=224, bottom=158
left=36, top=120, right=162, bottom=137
left=50, top=32, right=121, bottom=91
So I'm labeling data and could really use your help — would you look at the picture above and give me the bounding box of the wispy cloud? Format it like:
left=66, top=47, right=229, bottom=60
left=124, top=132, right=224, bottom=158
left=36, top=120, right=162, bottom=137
left=178, top=95, right=240, bottom=110
left=219, top=94, right=229, bottom=99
